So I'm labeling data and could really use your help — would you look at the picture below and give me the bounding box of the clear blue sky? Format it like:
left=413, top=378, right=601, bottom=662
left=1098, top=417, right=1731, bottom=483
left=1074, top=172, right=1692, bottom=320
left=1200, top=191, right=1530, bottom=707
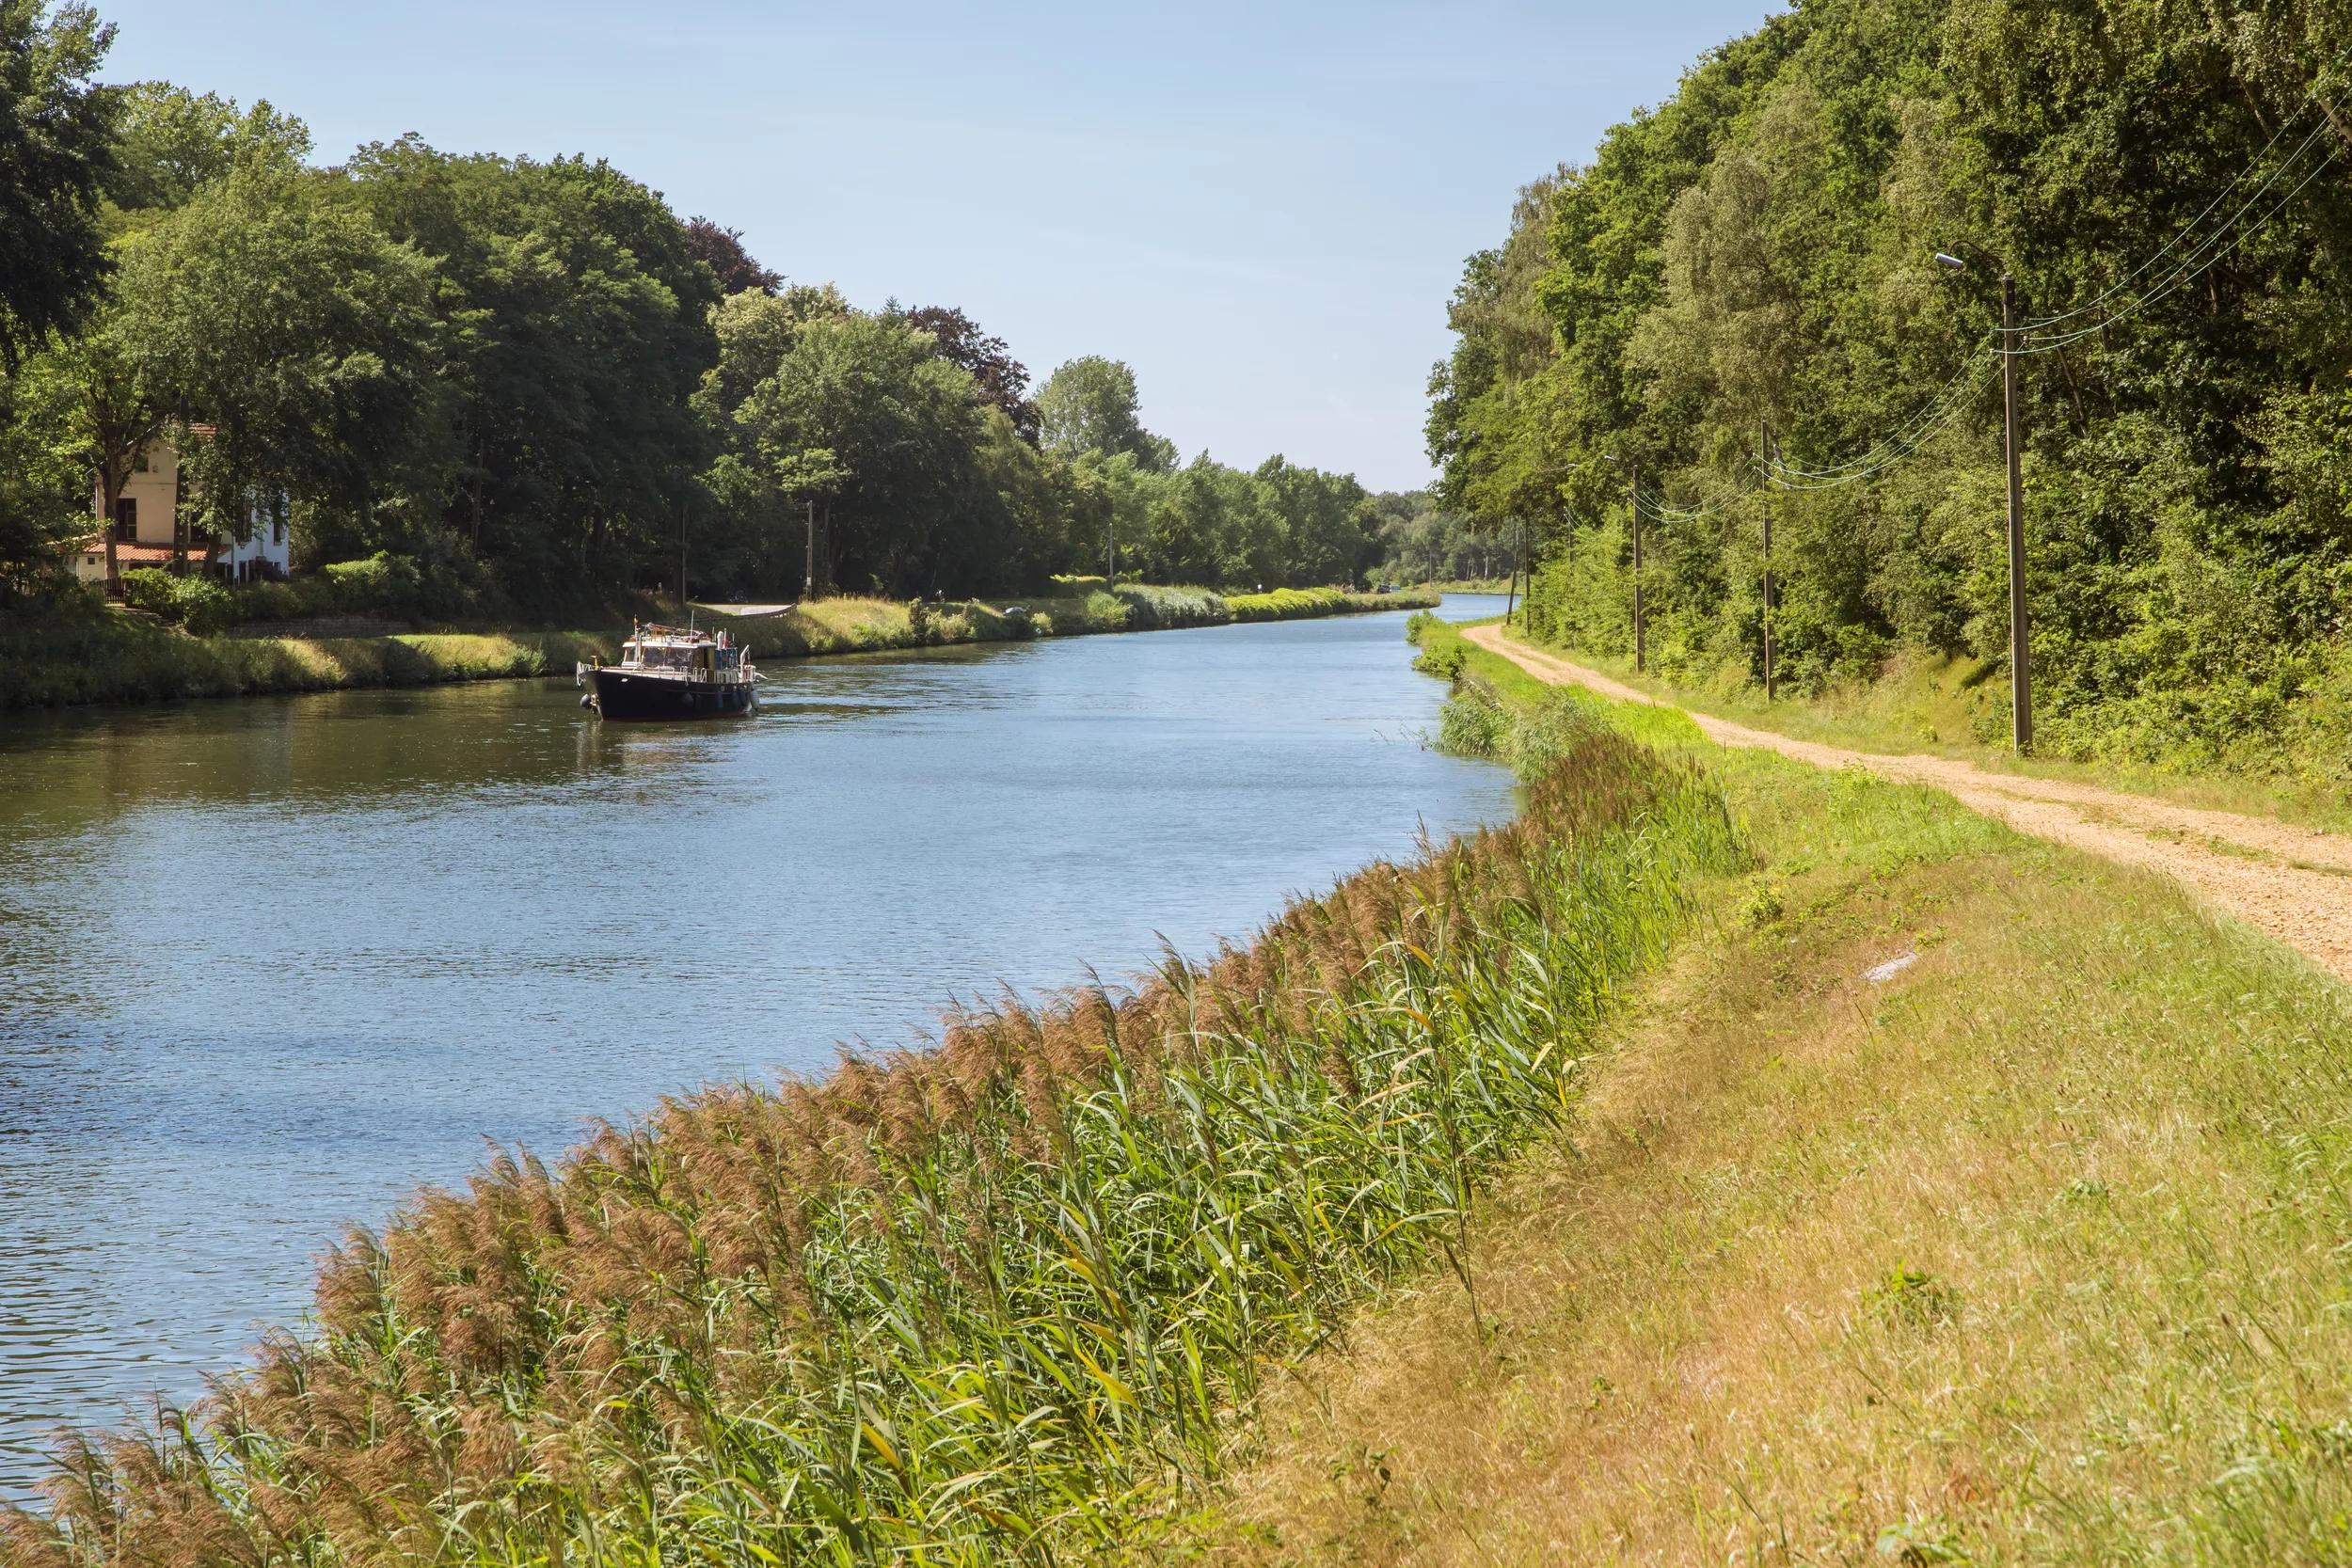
left=92, top=0, right=1780, bottom=493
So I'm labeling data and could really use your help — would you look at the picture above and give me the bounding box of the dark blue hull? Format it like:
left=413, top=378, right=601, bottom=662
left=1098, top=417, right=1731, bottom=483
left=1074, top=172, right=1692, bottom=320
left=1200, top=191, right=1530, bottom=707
left=585, top=668, right=755, bottom=720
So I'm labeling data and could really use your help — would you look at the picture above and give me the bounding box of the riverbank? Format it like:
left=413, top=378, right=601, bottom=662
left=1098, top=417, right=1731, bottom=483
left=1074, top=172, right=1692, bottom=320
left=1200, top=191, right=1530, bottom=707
left=0, top=583, right=1437, bottom=711
left=1152, top=615, right=2352, bottom=1563
left=1498, top=629, right=2352, bottom=832
left=1, top=709, right=1739, bottom=1560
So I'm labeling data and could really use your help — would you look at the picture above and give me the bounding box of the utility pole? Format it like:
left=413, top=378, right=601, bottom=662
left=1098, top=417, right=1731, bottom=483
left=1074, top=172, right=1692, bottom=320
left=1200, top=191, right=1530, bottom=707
left=1504, top=519, right=1526, bottom=625
left=803, top=498, right=816, bottom=603
left=2001, top=272, right=2033, bottom=753
left=677, top=498, right=690, bottom=617
left=1629, top=458, right=1645, bottom=673
left=1760, top=420, right=1775, bottom=704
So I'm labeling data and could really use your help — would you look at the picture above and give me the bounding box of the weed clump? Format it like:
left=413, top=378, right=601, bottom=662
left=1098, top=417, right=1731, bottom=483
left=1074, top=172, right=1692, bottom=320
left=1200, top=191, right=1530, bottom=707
left=1867, top=1265, right=1962, bottom=1329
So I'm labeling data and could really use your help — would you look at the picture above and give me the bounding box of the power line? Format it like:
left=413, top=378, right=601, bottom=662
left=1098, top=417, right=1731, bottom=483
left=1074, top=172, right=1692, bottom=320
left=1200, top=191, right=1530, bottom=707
left=1633, top=467, right=1762, bottom=523
left=1630, top=80, right=2340, bottom=513
left=2014, top=87, right=2332, bottom=331
left=2008, top=114, right=2342, bottom=355
left=1765, top=345, right=1996, bottom=483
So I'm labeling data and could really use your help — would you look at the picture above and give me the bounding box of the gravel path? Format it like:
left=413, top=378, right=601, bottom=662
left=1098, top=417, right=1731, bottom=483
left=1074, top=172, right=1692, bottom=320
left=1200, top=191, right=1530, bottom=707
left=1465, top=625, right=2352, bottom=982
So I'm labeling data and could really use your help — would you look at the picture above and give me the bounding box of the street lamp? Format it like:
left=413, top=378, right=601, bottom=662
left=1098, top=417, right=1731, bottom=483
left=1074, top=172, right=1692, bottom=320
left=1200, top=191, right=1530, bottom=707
left=1936, top=244, right=2032, bottom=754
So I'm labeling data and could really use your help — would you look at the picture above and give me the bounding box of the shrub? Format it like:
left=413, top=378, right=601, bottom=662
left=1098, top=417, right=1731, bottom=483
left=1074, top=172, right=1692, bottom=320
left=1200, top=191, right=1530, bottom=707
left=119, top=567, right=237, bottom=635
left=322, top=550, right=427, bottom=618
left=1113, top=583, right=1230, bottom=628
left=1079, top=589, right=1132, bottom=631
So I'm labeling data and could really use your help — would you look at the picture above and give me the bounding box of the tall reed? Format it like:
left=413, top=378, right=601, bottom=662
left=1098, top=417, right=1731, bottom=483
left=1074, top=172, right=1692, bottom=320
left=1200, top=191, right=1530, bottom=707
left=3, top=730, right=1740, bottom=1567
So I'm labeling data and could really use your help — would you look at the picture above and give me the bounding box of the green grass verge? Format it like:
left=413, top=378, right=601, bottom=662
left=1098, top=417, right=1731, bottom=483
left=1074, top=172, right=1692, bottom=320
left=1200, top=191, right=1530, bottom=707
left=0, top=595, right=590, bottom=709
left=1509, top=628, right=2352, bottom=832
left=1164, top=606, right=2352, bottom=1565
left=3, top=586, right=1441, bottom=712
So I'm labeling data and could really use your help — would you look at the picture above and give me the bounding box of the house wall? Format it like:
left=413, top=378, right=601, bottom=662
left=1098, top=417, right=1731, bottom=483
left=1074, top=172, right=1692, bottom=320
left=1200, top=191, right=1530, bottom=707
left=71, top=439, right=292, bottom=585
left=91, top=443, right=183, bottom=546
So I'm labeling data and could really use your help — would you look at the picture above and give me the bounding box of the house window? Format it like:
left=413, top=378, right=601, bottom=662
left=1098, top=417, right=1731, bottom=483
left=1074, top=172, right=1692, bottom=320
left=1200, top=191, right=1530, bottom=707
left=114, top=498, right=137, bottom=543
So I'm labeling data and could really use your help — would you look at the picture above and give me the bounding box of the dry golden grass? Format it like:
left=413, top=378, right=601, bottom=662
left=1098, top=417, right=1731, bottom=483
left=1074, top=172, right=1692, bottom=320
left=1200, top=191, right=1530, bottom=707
left=1163, top=748, right=2352, bottom=1566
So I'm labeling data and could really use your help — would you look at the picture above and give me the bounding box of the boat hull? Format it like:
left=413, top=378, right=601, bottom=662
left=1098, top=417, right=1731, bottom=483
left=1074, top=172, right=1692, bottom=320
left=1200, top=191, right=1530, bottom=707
left=584, top=668, right=755, bottom=721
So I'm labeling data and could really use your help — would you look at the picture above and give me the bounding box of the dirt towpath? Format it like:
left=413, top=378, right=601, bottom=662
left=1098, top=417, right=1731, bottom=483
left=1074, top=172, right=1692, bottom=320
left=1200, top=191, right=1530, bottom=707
left=1465, top=625, right=2352, bottom=983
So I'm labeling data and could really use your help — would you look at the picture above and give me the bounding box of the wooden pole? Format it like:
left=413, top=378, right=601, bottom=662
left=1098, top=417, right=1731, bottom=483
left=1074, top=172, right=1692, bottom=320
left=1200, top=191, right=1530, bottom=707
left=1629, top=459, right=1645, bottom=673
left=2002, top=273, right=2032, bottom=754
left=1760, top=419, right=1775, bottom=704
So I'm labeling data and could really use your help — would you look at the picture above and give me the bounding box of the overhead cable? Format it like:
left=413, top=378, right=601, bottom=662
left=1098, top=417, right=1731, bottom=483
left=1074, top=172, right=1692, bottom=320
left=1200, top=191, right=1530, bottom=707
left=2014, top=85, right=2331, bottom=331
left=2008, top=119, right=2342, bottom=355
left=1765, top=346, right=1996, bottom=483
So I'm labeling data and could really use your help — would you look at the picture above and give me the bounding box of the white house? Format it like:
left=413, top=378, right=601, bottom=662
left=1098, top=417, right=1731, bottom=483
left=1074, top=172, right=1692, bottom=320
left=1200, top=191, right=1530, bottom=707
left=68, top=436, right=292, bottom=588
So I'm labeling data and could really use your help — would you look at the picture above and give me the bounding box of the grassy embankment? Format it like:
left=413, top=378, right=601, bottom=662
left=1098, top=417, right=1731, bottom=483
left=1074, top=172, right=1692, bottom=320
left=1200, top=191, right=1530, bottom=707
left=1402, top=577, right=1514, bottom=594
left=1503, top=624, right=2352, bottom=832
left=2, top=689, right=1736, bottom=1564
left=1147, top=615, right=2352, bottom=1564
left=0, top=583, right=1435, bottom=711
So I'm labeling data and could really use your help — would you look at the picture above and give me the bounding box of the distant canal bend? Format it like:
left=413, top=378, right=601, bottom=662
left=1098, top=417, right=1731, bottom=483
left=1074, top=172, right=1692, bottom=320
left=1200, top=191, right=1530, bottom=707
left=0, top=595, right=1513, bottom=1494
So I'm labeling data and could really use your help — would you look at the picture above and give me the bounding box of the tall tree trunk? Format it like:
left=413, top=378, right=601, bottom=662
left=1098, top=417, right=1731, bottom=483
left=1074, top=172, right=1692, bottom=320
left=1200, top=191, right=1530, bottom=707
left=100, top=467, right=121, bottom=597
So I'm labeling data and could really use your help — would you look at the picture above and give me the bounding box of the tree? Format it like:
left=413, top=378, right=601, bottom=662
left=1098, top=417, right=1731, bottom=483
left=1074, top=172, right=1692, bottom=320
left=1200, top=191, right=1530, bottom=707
left=24, top=291, right=167, bottom=592
left=0, top=0, right=119, bottom=367
left=119, top=165, right=439, bottom=567
left=0, top=359, right=83, bottom=590
left=340, top=138, right=723, bottom=608
left=897, top=305, right=1041, bottom=443
left=726, top=312, right=990, bottom=593
left=684, top=216, right=781, bottom=296
left=698, top=284, right=852, bottom=413
left=1038, top=356, right=1175, bottom=469
left=106, top=80, right=309, bottom=214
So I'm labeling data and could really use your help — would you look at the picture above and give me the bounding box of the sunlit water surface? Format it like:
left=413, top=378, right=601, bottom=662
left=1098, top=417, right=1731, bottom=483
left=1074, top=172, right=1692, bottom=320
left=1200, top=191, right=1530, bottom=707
left=0, top=596, right=1512, bottom=1493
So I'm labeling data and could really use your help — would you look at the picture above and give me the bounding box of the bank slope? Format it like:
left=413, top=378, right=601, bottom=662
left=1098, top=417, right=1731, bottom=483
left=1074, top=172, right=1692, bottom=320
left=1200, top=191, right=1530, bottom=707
left=1162, top=619, right=2352, bottom=1565
left=0, top=586, right=1437, bottom=711
left=1, top=707, right=1737, bottom=1564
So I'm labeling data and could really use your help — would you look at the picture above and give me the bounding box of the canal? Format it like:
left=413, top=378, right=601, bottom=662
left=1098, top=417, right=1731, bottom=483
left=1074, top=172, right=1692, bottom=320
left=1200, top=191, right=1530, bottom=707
left=0, top=596, right=1514, bottom=1493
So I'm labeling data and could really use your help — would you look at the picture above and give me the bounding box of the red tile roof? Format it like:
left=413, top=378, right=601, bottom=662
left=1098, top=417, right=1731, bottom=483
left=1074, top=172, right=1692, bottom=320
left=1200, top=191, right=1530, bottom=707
left=69, top=535, right=219, bottom=565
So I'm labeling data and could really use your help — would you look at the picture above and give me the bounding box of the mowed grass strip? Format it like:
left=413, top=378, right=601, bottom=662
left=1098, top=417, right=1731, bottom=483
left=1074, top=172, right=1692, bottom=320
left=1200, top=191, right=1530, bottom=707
left=1163, top=642, right=2352, bottom=1565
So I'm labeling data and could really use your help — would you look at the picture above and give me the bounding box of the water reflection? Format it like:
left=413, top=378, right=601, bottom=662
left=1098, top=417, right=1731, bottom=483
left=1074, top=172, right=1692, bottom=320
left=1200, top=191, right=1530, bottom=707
left=0, top=596, right=1511, bottom=1494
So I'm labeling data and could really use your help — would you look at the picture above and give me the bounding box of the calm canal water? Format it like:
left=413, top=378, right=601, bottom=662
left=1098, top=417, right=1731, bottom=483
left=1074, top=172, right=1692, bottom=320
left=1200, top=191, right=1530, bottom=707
left=0, top=595, right=1512, bottom=1493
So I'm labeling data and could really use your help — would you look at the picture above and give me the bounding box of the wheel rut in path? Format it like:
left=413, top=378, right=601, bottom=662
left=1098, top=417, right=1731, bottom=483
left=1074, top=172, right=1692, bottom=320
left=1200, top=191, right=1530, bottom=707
left=1464, top=624, right=2352, bottom=983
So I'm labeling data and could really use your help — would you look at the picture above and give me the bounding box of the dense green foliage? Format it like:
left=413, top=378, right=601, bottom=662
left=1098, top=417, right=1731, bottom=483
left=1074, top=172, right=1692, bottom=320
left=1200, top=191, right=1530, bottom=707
left=1368, top=490, right=1517, bottom=583
left=0, top=12, right=1403, bottom=615
left=1, top=730, right=1738, bottom=1566
left=1435, top=0, right=2352, bottom=770
left=0, top=0, right=117, bottom=369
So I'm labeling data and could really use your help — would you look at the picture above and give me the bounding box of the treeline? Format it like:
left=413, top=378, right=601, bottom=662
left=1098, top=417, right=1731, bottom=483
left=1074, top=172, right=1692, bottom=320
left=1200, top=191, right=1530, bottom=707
left=0, top=8, right=1390, bottom=619
left=1435, top=0, right=2352, bottom=766
left=1367, top=490, right=1517, bottom=584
